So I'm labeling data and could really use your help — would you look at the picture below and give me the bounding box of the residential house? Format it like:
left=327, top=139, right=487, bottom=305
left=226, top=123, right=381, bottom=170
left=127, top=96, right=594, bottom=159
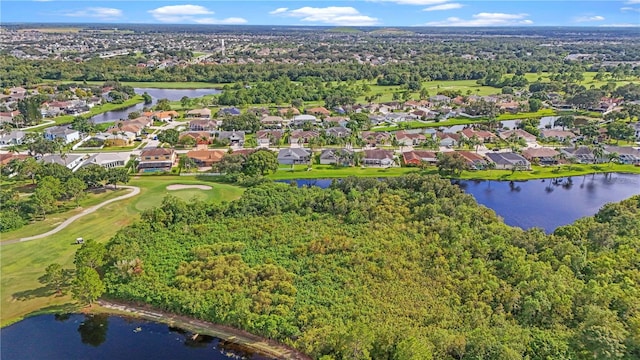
left=291, top=114, right=318, bottom=127
left=138, top=148, right=176, bottom=172
left=522, top=147, right=560, bottom=165
left=277, top=107, right=300, bottom=118
left=456, top=151, right=488, bottom=170
left=40, top=154, right=85, bottom=171
left=395, top=130, right=426, bottom=146
left=189, top=119, right=217, bottom=132
left=325, top=126, right=352, bottom=139
left=363, top=149, right=395, bottom=167
left=429, top=95, right=451, bottom=104
left=435, top=132, right=460, bottom=147
left=540, top=129, right=577, bottom=142
left=44, top=126, right=80, bottom=144
left=0, top=130, right=26, bottom=146
left=102, top=132, right=136, bottom=146
left=604, top=146, right=640, bottom=165
left=186, top=149, right=226, bottom=167
left=219, top=107, right=241, bottom=116
left=290, top=130, right=319, bottom=144
left=277, top=148, right=311, bottom=165
left=0, top=153, right=28, bottom=166
left=179, top=131, right=213, bottom=145
left=323, top=117, right=349, bottom=127
left=485, top=152, right=531, bottom=170
left=319, top=149, right=354, bottom=166
left=152, top=110, right=179, bottom=122
left=81, top=152, right=130, bottom=169
left=560, top=146, right=597, bottom=164
left=261, top=115, right=284, bottom=128
left=217, top=131, right=245, bottom=146
left=256, top=130, right=283, bottom=147
left=305, top=107, right=330, bottom=117
left=0, top=110, right=21, bottom=125
left=361, top=131, right=391, bottom=146
left=630, top=122, right=640, bottom=140
left=402, top=150, right=438, bottom=166
left=460, top=127, right=497, bottom=143
left=498, top=129, right=537, bottom=144
left=186, top=108, right=212, bottom=119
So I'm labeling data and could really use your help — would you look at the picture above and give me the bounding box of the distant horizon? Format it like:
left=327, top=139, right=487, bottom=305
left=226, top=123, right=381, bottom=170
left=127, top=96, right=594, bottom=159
left=2, top=1, right=639, bottom=28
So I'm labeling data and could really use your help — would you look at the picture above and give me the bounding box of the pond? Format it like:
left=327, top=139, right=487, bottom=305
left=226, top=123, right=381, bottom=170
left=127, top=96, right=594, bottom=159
left=280, top=173, right=640, bottom=233
left=90, top=88, right=221, bottom=124
left=0, top=314, right=273, bottom=360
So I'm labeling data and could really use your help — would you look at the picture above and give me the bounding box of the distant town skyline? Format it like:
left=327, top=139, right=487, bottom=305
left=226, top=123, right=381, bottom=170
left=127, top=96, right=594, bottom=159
left=2, top=0, right=639, bottom=27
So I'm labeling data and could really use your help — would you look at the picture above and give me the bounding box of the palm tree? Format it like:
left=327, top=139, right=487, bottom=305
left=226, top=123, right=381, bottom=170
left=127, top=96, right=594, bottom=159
left=591, top=143, right=605, bottom=164
left=606, top=152, right=619, bottom=167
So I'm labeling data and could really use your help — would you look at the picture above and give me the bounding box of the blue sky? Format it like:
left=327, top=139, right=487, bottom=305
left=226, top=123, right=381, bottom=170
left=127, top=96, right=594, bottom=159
left=2, top=0, right=639, bottom=27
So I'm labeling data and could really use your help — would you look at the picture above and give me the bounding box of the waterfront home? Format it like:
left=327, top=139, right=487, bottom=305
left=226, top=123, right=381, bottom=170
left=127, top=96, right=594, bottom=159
left=604, top=146, right=640, bottom=164
left=498, top=129, right=537, bottom=144
left=435, top=132, right=460, bottom=148
left=319, top=149, right=354, bottom=166
left=138, top=148, right=176, bottom=172
left=396, top=130, right=426, bottom=146
left=630, top=122, right=640, bottom=140
left=362, top=149, right=395, bottom=167
left=460, top=128, right=497, bottom=143
left=540, top=129, right=577, bottom=142
left=485, top=152, right=531, bottom=170
left=522, top=147, right=560, bottom=165
left=560, top=146, right=597, bottom=164
left=456, top=151, right=488, bottom=170
left=402, top=150, right=438, bottom=166
left=277, top=148, right=311, bottom=165
left=44, top=126, right=80, bottom=144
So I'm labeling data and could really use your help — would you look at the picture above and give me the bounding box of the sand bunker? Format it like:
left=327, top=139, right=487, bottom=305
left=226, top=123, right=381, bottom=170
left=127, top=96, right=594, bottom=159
left=166, top=184, right=212, bottom=191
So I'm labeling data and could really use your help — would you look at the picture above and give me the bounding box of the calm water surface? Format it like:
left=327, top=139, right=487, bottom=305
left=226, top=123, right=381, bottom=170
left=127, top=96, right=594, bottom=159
left=283, top=173, right=640, bottom=232
left=90, top=88, right=221, bottom=123
left=0, top=314, right=271, bottom=360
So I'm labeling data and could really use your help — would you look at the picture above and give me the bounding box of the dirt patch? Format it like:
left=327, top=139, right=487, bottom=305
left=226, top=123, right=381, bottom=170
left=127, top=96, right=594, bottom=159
left=166, top=184, right=213, bottom=191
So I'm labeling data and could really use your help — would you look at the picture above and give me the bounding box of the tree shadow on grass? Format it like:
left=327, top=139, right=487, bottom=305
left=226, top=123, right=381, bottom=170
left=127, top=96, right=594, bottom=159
left=12, top=286, right=56, bottom=301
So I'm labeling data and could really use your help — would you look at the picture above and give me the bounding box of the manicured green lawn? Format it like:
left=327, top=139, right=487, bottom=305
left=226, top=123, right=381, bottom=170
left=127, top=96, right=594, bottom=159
left=0, top=177, right=244, bottom=327
left=49, top=96, right=145, bottom=126
left=268, top=165, right=418, bottom=180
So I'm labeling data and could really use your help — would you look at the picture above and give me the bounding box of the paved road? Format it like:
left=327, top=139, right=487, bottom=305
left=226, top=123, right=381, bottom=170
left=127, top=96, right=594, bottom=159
left=1, top=185, right=140, bottom=246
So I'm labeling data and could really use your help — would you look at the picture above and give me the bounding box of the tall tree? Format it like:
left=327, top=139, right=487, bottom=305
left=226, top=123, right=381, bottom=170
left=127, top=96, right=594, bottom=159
left=71, top=267, right=105, bottom=306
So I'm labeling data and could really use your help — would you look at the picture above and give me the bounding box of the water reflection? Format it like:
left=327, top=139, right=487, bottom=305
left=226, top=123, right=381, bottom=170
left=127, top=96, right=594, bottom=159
left=77, top=314, right=108, bottom=347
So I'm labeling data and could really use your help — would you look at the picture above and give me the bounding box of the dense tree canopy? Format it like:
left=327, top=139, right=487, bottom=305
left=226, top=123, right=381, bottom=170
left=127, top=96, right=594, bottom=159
left=102, top=175, right=640, bottom=360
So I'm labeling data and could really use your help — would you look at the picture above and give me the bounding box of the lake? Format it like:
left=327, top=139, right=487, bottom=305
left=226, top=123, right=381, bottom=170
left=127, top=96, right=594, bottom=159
left=281, top=173, right=640, bottom=233
left=0, top=314, right=272, bottom=360
left=90, top=88, right=221, bottom=124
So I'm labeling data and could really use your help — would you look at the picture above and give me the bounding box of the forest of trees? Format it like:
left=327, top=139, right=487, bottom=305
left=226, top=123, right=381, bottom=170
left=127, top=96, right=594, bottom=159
left=98, top=175, right=640, bottom=360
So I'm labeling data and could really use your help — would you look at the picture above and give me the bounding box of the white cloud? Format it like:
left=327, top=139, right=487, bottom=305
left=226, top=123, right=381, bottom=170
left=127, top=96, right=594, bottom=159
left=148, top=4, right=245, bottom=24
left=270, top=6, right=379, bottom=26
left=620, top=6, right=640, bottom=12
left=269, top=8, right=288, bottom=15
left=425, top=12, right=533, bottom=26
left=63, top=7, right=122, bottom=19
left=575, top=15, right=605, bottom=22
left=625, top=0, right=640, bottom=3
left=423, top=3, right=463, bottom=11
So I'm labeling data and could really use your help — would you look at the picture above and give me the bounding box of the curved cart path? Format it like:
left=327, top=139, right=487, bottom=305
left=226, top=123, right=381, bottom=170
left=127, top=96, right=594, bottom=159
left=2, top=186, right=140, bottom=246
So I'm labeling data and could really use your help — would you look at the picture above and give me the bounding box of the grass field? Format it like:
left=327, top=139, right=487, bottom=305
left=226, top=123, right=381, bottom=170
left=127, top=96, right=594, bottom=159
left=268, top=165, right=418, bottom=180
left=0, top=177, right=244, bottom=327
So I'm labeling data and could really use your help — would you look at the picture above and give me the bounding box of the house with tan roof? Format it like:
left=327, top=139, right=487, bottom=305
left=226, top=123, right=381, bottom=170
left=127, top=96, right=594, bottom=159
left=460, top=127, right=497, bottom=143
left=363, top=149, right=395, bottom=167
left=522, top=147, right=559, bottom=165
left=305, top=107, right=330, bottom=117
left=499, top=129, right=537, bottom=144
left=540, top=129, right=577, bottom=142
left=455, top=151, right=488, bottom=170
left=361, top=131, right=391, bottom=146
left=396, top=130, right=427, bottom=146
left=189, top=119, right=217, bottom=132
left=186, top=149, right=225, bottom=167
left=186, top=108, right=212, bottom=119
left=290, top=130, right=319, bottom=144
left=402, top=150, right=438, bottom=166
left=256, top=130, right=283, bottom=147
left=138, top=148, right=176, bottom=172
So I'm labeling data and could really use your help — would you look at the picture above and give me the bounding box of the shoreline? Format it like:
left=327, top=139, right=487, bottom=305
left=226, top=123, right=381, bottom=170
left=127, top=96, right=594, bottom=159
left=91, top=299, right=311, bottom=360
